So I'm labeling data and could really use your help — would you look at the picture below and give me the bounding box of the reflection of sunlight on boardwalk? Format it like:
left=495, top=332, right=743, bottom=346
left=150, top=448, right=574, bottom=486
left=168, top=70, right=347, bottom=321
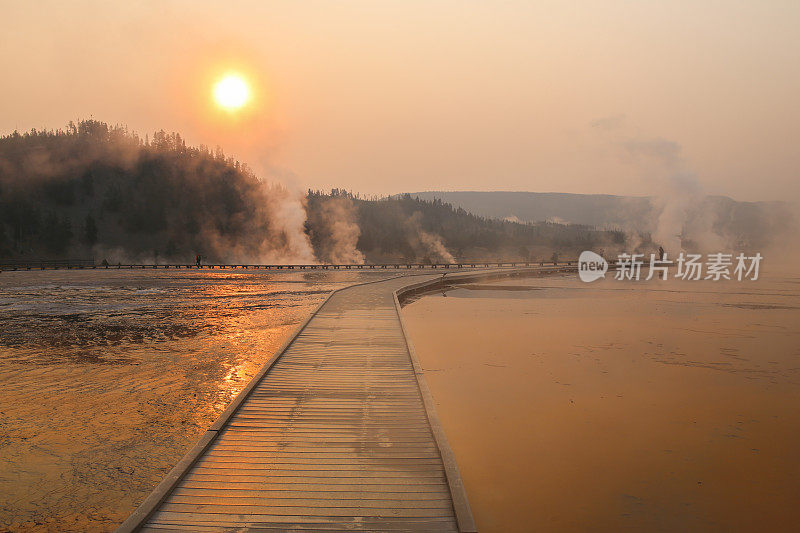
left=118, top=268, right=565, bottom=532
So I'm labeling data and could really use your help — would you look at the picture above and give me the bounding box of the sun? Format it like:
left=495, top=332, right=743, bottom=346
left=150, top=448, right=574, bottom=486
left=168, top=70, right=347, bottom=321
left=213, top=74, right=251, bottom=110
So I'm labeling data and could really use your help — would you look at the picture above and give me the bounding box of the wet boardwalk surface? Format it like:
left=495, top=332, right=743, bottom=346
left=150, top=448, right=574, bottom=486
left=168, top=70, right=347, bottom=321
left=133, top=275, right=461, bottom=532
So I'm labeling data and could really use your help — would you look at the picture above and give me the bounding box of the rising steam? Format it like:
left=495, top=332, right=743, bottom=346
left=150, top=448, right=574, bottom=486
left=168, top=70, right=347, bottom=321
left=591, top=117, right=792, bottom=255
left=307, top=196, right=365, bottom=264
left=404, top=212, right=455, bottom=263
left=624, top=138, right=702, bottom=253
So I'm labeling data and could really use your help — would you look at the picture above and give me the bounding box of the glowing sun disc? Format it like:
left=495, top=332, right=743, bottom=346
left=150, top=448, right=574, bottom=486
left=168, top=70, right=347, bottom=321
left=213, top=74, right=250, bottom=110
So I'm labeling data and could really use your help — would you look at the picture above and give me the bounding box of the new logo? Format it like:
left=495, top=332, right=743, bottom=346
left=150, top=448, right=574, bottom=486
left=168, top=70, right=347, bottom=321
left=578, top=251, right=608, bottom=282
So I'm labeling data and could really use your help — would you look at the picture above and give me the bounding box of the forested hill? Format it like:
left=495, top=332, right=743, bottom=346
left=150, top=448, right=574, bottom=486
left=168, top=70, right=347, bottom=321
left=0, top=121, right=625, bottom=264
left=305, top=190, right=624, bottom=263
left=0, top=120, right=313, bottom=263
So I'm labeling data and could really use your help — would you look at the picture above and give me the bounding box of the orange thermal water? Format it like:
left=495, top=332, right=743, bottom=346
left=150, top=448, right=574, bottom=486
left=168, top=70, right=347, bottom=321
left=403, top=273, right=800, bottom=532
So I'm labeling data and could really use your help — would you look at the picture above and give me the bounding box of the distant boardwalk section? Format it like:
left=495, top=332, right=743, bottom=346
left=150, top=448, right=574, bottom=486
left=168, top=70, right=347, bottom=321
left=0, top=260, right=570, bottom=272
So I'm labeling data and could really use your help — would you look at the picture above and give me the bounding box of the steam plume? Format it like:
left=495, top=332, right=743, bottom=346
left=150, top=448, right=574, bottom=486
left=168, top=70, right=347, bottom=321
left=404, top=212, right=455, bottom=263
left=310, top=196, right=365, bottom=264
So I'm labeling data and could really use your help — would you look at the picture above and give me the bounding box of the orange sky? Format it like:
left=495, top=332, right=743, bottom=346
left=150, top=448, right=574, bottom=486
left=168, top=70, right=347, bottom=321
left=2, top=1, right=798, bottom=201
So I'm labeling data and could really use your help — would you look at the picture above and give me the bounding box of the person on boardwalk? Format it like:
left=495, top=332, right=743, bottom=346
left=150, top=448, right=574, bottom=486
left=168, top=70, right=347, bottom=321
left=195, top=254, right=201, bottom=267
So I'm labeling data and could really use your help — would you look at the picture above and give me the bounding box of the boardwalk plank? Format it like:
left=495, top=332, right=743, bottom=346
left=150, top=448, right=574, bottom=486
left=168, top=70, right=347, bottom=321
left=171, top=487, right=451, bottom=499
left=163, top=496, right=454, bottom=509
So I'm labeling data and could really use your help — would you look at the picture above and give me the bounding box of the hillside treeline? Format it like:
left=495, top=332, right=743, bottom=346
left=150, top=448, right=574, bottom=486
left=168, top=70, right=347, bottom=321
left=0, top=120, right=313, bottom=263
left=0, top=120, right=625, bottom=264
left=306, top=190, right=626, bottom=263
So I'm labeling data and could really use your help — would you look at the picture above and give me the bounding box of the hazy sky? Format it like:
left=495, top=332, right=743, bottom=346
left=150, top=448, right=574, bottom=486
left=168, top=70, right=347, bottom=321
left=2, top=1, right=798, bottom=201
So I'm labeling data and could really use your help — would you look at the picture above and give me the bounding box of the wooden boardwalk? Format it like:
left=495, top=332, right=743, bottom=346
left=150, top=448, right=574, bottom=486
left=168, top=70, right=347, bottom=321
left=119, top=267, right=572, bottom=532
left=119, top=274, right=474, bottom=532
